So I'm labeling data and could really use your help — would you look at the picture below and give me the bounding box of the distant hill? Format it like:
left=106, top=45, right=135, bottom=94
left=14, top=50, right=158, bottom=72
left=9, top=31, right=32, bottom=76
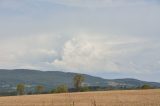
left=0, top=69, right=160, bottom=93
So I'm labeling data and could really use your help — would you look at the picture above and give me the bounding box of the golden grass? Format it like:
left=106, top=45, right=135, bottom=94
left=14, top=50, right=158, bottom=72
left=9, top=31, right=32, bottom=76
left=0, top=89, right=160, bottom=106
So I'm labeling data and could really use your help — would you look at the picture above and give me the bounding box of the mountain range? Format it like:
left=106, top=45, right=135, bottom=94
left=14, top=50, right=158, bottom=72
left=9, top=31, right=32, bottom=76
left=0, top=69, right=160, bottom=93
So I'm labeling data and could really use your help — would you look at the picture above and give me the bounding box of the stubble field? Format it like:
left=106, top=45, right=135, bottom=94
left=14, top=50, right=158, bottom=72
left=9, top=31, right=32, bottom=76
left=0, top=89, right=160, bottom=106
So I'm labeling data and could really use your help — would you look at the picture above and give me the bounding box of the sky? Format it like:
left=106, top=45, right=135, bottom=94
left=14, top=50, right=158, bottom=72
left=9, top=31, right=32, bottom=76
left=0, top=0, right=160, bottom=82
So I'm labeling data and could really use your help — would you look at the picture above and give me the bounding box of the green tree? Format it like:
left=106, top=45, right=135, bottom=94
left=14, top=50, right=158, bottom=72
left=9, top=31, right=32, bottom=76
left=141, top=84, right=152, bottom=89
left=55, top=85, right=68, bottom=93
left=16, top=83, right=25, bottom=95
left=73, top=74, right=84, bottom=91
left=35, top=85, right=45, bottom=94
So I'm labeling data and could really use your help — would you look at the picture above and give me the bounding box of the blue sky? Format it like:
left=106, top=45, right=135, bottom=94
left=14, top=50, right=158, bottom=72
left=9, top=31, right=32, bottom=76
left=0, top=0, right=160, bottom=82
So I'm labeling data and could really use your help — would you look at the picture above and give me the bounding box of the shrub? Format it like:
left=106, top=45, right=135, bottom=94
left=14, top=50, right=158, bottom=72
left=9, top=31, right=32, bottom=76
left=80, top=87, right=90, bottom=92
left=55, top=85, right=68, bottom=93
left=35, top=85, right=45, bottom=94
left=141, top=84, right=152, bottom=89
left=50, top=89, right=56, bottom=93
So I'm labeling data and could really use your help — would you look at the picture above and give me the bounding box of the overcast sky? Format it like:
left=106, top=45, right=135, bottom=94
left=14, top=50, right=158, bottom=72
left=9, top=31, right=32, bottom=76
left=0, top=0, right=160, bottom=82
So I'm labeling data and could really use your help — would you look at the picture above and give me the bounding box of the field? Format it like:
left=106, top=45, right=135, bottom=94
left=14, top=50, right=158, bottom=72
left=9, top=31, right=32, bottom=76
left=0, top=89, right=160, bottom=106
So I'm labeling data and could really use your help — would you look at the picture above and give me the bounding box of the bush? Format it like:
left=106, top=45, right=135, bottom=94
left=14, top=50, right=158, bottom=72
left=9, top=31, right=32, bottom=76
left=50, top=89, right=56, bottom=93
left=80, top=87, right=90, bottom=92
left=141, top=84, right=152, bottom=89
left=55, top=85, right=68, bottom=93
left=35, top=85, right=44, bottom=94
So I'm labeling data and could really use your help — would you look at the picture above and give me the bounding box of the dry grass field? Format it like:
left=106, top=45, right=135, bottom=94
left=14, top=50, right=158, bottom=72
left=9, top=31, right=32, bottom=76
left=0, top=89, right=160, bottom=106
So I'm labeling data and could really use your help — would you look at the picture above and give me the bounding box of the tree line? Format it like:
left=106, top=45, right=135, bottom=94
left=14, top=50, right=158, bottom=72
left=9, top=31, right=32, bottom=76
left=16, top=74, right=85, bottom=95
left=16, top=73, right=154, bottom=96
left=0, top=73, right=154, bottom=96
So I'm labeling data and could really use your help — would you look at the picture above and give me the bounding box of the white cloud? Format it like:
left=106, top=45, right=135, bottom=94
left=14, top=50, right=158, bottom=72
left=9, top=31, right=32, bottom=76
left=52, top=35, right=154, bottom=73
left=0, top=34, right=60, bottom=69
left=0, top=32, right=159, bottom=81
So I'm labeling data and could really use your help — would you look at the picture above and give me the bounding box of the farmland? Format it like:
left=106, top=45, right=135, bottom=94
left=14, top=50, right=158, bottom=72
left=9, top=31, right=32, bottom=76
left=0, top=89, right=160, bottom=106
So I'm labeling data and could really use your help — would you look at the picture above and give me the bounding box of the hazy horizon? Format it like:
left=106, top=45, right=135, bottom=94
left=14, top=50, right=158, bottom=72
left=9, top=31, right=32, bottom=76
left=0, top=0, right=160, bottom=82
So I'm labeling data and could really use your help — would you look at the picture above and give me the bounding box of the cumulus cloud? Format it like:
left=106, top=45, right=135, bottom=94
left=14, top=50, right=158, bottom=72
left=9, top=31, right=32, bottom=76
left=52, top=35, right=159, bottom=74
left=0, top=32, right=160, bottom=81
